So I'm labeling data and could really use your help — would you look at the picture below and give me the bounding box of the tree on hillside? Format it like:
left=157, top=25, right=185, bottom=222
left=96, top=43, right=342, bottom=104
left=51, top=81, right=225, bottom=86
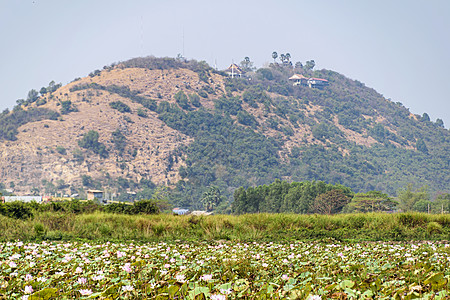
left=397, top=184, right=430, bottom=212
left=272, top=51, right=278, bottom=63
left=305, top=60, right=316, bottom=71
left=26, top=89, right=39, bottom=104
left=240, top=57, right=255, bottom=72
left=416, top=138, right=428, bottom=154
left=344, top=191, right=397, bottom=213
left=434, top=193, right=450, bottom=213
left=280, top=53, right=292, bottom=67
left=313, top=189, right=351, bottom=215
left=201, top=186, right=224, bottom=212
left=60, top=100, right=77, bottom=114
left=78, top=130, right=108, bottom=158
left=111, top=129, right=127, bottom=156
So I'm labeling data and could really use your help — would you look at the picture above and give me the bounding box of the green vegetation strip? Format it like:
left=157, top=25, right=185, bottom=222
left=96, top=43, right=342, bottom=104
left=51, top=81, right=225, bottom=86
left=0, top=212, right=449, bottom=242
left=1, top=240, right=449, bottom=299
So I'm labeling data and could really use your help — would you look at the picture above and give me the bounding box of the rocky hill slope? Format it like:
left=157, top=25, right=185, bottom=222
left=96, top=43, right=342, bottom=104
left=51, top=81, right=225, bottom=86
left=1, top=57, right=449, bottom=205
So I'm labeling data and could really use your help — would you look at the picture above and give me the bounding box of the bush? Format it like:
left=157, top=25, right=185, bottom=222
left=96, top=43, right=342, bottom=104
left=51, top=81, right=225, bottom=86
left=189, top=93, right=201, bottom=107
left=60, top=100, right=77, bottom=114
left=427, top=221, right=443, bottom=234
left=109, top=101, right=131, bottom=113
left=237, top=110, right=258, bottom=127
left=137, top=108, right=148, bottom=118
left=0, top=201, right=34, bottom=219
left=78, top=130, right=108, bottom=158
left=104, top=200, right=159, bottom=215
left=174, top=91, right=190, bottom=110
left=55, top=146, right=67, bottom=155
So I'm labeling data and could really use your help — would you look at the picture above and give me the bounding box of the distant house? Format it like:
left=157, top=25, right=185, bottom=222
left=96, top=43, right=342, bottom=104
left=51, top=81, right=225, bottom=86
left=3, top=196, right=42, bottom=203
left=224, top=64, right=244, bottom=78
left=87, top=189, right=104, bottom=201
left=172, top=208, right=190, bottom=215
left=289, top=74, right=308, bottom=86
left=308, top=78, right=329, bottom=88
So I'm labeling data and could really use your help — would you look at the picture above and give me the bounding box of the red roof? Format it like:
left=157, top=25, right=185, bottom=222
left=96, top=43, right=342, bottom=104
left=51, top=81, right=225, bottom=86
left=309, top=78, right=328, bottom=82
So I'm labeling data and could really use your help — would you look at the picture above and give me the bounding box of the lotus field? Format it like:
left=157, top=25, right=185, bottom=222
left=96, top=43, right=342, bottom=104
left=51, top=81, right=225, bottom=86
left=1, top=240, right=449, bottom=299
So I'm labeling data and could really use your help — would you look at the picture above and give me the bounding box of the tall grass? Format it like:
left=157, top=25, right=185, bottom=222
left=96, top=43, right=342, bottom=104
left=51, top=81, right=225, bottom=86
left=0, top=212, right=449, bottom=242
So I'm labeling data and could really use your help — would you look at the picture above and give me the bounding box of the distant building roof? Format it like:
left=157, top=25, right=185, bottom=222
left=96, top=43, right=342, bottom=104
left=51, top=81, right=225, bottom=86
left=225, top=64, right=244, bottom=74
left=87, top=189, right=103, bottom=193
left=3, top=196, right=42, bottom=203
left=309, top=78, right=328, bottom=82
left=289, top=74, right=308, bottom=80
left=173, top=208, right=190, bottom=215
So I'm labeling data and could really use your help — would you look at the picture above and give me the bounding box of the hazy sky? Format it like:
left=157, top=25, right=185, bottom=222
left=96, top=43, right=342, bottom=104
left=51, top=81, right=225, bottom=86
left=1, top=0, right=449, bottom=127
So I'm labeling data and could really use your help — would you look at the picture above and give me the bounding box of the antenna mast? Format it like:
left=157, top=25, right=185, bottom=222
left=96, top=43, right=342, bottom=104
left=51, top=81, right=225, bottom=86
left=182, top=27, right=185, bottom=58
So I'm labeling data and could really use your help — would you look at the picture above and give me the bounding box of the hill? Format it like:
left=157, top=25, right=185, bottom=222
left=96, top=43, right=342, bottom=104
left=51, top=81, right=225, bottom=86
left=1, top=56, right=449, bottom=208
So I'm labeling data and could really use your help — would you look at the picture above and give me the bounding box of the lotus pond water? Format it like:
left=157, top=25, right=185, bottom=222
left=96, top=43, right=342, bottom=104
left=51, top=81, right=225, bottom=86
left=0, top=240, right=449, bottom=299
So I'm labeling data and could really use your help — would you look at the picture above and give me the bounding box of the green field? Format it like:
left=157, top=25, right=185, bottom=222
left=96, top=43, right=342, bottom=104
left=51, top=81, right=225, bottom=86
left=1, top=211, right=449, bottom=242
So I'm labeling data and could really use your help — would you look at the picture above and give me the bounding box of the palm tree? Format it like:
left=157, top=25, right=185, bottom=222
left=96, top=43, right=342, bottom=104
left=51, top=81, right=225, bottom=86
left=285, top=53, right=291, bottom=62
left=201, top=186, right=222, bottom=212
left=272, top=51, right=278, bottom=63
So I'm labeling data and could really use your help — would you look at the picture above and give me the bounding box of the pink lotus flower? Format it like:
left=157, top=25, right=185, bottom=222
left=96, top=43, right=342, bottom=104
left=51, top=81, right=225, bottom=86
left=24, top=286, right=33, bottom=294
left=200, top=274, right=213, bottom=281
left=78, top=277, right=87, bottom=285
left=79, top=289, right=93, bottom=296
left=122, top=285, right=134, bottom=292
left=211, top=294, right=226, bottom=300
left=122, top=263, right=132, bottom=273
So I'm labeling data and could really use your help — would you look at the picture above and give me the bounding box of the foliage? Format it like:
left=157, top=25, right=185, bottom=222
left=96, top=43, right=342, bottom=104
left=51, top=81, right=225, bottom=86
left=188, top=93, right=201, bottom=107
left=78, top=130, right=108, bottom=158
left=236, top=110, right=258, bottom=127
left=200, top=186, right=224, bottom=212
left=60, top=100, right=77, bottom=114
left=305, top=60, right=316, bottom=70
left=0, top=201, right=34, bottom=219
left=103, top=200, right=159, bottom=215
left=0, top=107, right=59, bottom=141
left=111, top=129, right=126, bottom=155
left=70, top=83, right=157, bottom=112
left=233, top=180, right=353, bottom=214
left=54, top=146, right=66, bottom=155
left=397, top=184, right=430, bottom=212
left=313, top=189, right=351, bottom=214
left=109, top=101, right=131, bottom=113
left=344, top=191, right=397, bottom=213
left=174, top=90, right=190, bottom=110
left=72, top=148, right=84, bottom=163
left=136, top=108, right=147, bottom=118
left=239, top=56, right=255, bottom=72
left=416, top=138, right=429, bottom=154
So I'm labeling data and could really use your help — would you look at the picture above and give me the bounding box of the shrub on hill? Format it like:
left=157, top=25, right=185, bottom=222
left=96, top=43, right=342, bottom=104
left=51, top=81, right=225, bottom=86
left=0, top=107, right=59, bottom=141
left=78, top=130, right=108, bottom=158
left=109, top=101, right=131, bottom=113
